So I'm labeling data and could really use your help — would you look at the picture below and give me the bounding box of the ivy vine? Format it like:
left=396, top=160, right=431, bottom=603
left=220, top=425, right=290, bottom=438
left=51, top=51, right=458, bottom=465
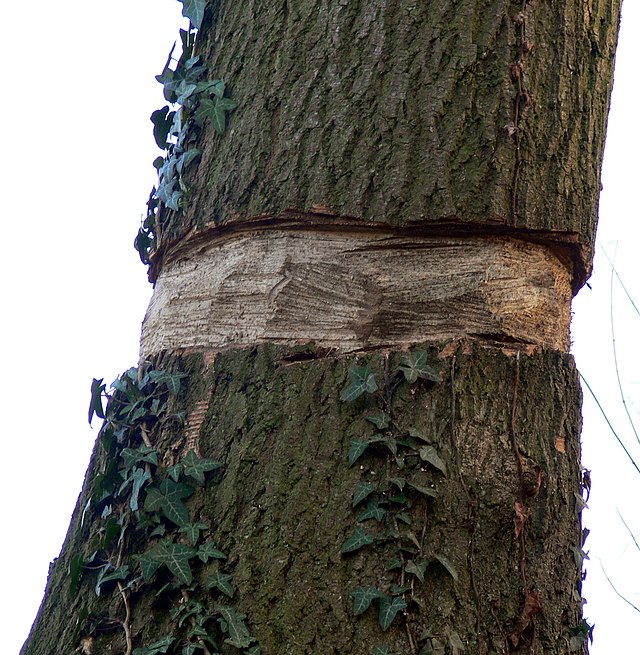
left=339, top=350, right=458, bottom=655
left=135, top=0, right=237, bottom=266
left=74, top=365, right=260, bottom=655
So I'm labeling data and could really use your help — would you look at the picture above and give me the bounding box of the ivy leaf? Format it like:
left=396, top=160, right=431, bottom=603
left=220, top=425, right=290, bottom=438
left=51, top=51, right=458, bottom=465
left=132, top=636, right=175, bottom=655
left=129, top=467, right=152, bottom=512
left=182, top=450, right=222, bottom=484
left=144, top=479, right=194, bottom=527
left=179, top=521, right=208, bottom=546
left=398, top=351, right=441, bottom=384
left=351, top=586, right=385, bottom=616
left=217, top=605, right=254, bottom=649
left=405, top=559, right=428, bottom=582
left=407, top=481, right=438, bottom=498
left=151, top=106, right=174, bottom=150
left=340, top=364, right=378, bottom=402
left=419, top=446, right=447, bottom=475
left=121, top=446, right=158, bottom=471
left=198, top=542, right=228, bottom=563
left=352, top=482, right=375, bottom=507
left=378, top=596, right=406, bottom=631
left=434, top=554, right=458, bottom=582
left=176, top=148, right=201, bottom=174
left=134, top=554, right=162, bottom=582
left=68, top=554, right=85, bottom=595
left=373, top=646, right=395, bottom=655
left=167, top=463, right=183, bottom=482
left=357, top=500, right=386, bottom=522
left=147, top=540, right=197, bottom=585
left=194, top=97, right=236, bottom=134
left=95, top=564, right=130, bottom=597
left=196, top=79, right=225, bottom=97
left=207, top=572, right=234, bottom=598
left=88, top=378, right=106, bottom=425
left=340, top=526, right=374, bottom=554
left=348, top=439, right=370, bottom=467
left=146, top=369, right=188, bottom=395
left=179, top=0, right=206, bottom=29
left=366, top=411, right=391, bottom=429
left=389, top=477, right=405, bottom=491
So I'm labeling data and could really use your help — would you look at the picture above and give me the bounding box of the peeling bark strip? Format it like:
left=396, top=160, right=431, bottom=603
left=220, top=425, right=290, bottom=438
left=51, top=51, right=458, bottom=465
left=141, top=228, right=571, bottom=357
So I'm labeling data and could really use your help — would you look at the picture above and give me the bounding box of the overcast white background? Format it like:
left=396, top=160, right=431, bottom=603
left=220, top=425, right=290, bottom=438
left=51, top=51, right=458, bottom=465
left=0, top=2, right=638, bottom=653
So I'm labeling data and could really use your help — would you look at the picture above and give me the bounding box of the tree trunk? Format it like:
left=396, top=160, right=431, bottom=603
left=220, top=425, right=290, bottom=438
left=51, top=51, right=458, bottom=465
left=22, top=2, right=619, bottom=655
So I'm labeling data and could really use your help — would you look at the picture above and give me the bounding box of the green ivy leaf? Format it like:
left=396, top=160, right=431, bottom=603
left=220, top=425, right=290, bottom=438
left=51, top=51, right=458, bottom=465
left=147, top=540, right=197, bottom=585
left=340, top=526, right=374, bottom=554
left=198, top=542, right=228, bottom=563
left=179, top=521, right=208, bottom=546
left=398, top=351, right=441, bottom=384
left=434, top=554, right=458, bottom=582
left=146, top=369, right=188, bottom=395
left=68, top=554, right=85, bottom=595
left=389, top=477, right=405, bottom=491
left=357, top=500, right=386, bottom=522
left=407, top=481, right=438, bottom=498
left=196, top=79, right=225, bottom=97
left=351, top=586, right=385, bottom=616
left=95, top=564, right=130, bottom=597
left=132, top=636, right=175, bottom=655
left=151, top=106, right=174, bottom=149
left=373, top=646, right=395, bottom=655
left=121, top=446, right=158, bottom=471
left=217, top=605, right=254, bottom=649
left=194, top=97, right=236, bottom=134
left=378, top=595, right=406, bottom=631
left=88, top=378, right=106, bottom=425
left=167, top=463, right=183, bottom=482
left=182, top=450, right=222, bottom=484
left=129, top=467, right=152, bottom=512
left=207, top=572, right=234, bottom=598
left=144, top=478, right=194, bottom=527
left=419, top=446, right=447, bottom=475
left=348, top=439, right=370, bottom=467
left=134, top=553, right=162, bottom=582
left=179, top=0, right=206, bottom=29
left=405, top=559, right=428, bottom=582
left=366, top=411, right=391, bottom=429
left=340, top=364, right=378, bottom=402
left=352, top=481, right=375, bottom=507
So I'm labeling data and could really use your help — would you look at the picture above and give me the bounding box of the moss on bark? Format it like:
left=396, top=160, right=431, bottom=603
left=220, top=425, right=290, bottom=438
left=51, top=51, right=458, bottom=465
left=23, top=343, right=586, bottom=655
left=155, top=0, right=620, bottom=272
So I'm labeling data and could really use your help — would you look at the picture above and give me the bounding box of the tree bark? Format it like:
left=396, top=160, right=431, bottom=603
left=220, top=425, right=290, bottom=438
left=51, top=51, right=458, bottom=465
left=22, top=1, right=620, bottom=655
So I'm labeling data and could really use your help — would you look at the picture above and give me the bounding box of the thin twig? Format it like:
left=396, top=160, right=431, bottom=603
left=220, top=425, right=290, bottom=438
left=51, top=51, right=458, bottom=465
left=599, top=559, right=640, bottom=613
left=599, top=241, right=640, bottom=319
left=617, top=508, right=640, bottom=553
left=608, top=245, right=640, bottom=446
left=579, top=373, right=640, bottom=476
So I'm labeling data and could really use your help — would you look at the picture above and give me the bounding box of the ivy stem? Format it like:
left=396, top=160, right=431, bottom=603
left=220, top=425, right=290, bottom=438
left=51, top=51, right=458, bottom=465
left=117, top=581, right=133, bottom=655
left=141, top=422, right=154, bottom=449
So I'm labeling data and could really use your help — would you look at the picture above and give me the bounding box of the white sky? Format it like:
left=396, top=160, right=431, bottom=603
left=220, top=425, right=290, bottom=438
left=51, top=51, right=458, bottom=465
left=0, top=2, right=638, bottom=653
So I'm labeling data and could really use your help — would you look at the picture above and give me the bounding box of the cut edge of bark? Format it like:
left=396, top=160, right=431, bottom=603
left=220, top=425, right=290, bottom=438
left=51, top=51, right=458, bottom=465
left=140, top=224, right=573, bottom=359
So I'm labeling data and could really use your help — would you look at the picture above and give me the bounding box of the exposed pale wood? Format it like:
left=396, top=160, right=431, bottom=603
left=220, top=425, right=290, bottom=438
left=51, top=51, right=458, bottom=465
left=141, top=229, right=571, bottom=357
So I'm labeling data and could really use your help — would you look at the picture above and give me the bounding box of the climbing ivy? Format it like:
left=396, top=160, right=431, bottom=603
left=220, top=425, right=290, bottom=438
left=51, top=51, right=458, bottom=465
left=135, top=0, right=237, bottom=266
left=340, top=350, right=458, bottom=655
left=75, top=365, right=260, bottom=655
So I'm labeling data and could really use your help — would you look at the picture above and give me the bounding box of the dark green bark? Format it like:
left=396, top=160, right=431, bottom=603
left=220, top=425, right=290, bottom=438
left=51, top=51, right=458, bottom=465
left=23, top=345, right=585, bottom=655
